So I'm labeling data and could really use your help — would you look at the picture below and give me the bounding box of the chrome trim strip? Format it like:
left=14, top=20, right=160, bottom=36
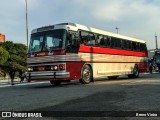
left=27, top=71, right=70, bottom=79
left=27, top=63, right=66, bottom=67
left=56, top=72, right=69, bottom=76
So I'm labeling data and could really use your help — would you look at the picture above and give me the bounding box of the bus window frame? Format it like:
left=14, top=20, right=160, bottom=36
left=80, top=31, right=96, bottom=46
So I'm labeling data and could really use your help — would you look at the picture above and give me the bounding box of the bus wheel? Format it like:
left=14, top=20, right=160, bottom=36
left=79, top=65, right=93, bottom=84
left=108, top=76, right=118, bottom=79
left=128, top=65, right=139, bottom=78
left=50, top=80, right=61, bottom=86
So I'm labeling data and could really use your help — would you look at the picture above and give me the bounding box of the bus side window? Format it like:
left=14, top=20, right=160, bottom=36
left=67, top=32, right=79, bottom=53
left=132, top=42, right=140, bottom=51
left=106, top=36, right=111, bottom=48
left=110, top=37, right=113, bottom=48
left=132, top=42, right=136, bottom=51
left=140, top=43, right=147, bottom=52
left=111, top=37, right=121, bottom=48
left=128, top=41, right=132, bottom=50
left=88, top=33, right=96, bottom=45
left=122, top=40, right=132, bottom=50
left=95, top=34, right=99, bottom=45
left=121, top=40, right=126, bottom=49
left=99, top=37, right=106, bottom=47
left=97, top=35, right=104, bottom=46
left=115, top=38, right=122, bottom=49
left=80, top=31, right=96, bottom=46
left=136, top=42, right=140, bottom=51
left=80, top=31, right=88, bottom=44
left=140, top=43, right=143, bottom=52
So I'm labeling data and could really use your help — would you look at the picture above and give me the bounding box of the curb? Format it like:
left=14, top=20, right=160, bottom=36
left=0, top=78, right=27, bottom=85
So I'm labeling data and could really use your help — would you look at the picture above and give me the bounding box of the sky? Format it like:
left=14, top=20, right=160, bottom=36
left=0, top=0, right=160, bottom=49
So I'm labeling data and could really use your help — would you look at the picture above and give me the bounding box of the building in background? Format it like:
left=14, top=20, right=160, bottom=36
left=0, top=33, right=5, bottom=43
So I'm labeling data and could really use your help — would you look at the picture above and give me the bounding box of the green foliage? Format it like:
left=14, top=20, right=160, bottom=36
left=0, top=47, right=9, bottom=65
left=0, top=41, right=27, bottom=74
left=3, top=41, right=17, bottom=54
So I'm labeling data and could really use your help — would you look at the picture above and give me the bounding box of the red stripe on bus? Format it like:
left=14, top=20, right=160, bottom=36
left=79, top=45, right=148, bottom=57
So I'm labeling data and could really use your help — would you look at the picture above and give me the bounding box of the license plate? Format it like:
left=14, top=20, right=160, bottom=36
left=38, top=66, right=45, bottom=71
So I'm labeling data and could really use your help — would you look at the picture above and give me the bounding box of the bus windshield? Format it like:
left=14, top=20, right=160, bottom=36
left=29, top=29, right=67, bottom=53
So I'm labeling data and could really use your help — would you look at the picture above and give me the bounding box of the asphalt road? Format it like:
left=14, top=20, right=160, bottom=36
left=0, top=73, right=160, bottom=120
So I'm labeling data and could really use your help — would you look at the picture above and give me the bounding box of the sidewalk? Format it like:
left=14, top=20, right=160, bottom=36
left=0, top=78, right=27, bottom=85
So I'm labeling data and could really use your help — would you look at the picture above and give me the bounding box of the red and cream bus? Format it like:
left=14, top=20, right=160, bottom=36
left=27, top=23, right=148, bottom=85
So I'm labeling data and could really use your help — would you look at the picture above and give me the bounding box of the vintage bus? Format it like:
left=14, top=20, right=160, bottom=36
left=27, top=23, right=148, bottom=85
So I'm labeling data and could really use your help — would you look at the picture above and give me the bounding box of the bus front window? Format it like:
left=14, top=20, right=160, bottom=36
left=44, top=35, right=63, bottom=51
left=43, top=29, right=67, bottom=51
left=29, top=29, right=67, bottom=54
left=29, top=36, right=44, bottom=53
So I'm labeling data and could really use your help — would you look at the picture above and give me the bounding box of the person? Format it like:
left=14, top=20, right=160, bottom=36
left=24, top=71, right=30, bottom=82
left=19, top=70, right=25, bottom=83
left=148, top=58, right=153, bottom=74
left=9, top=66, right=16, bottom=85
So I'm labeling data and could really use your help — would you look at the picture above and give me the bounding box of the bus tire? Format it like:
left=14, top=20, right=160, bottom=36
left=50, top=80, right=61, bottom=86
left=108, top=76, right=118, bottom=79
left=128, top=65, right=139, bottom=78
left=79, top=65, right=93, bottom=84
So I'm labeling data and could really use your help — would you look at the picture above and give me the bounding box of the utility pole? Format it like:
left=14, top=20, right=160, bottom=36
left=25, top=0, right=29, bottom=49
left=115, top=27, right=119, bottom=34
left=155, top=32, right=158, bottom=50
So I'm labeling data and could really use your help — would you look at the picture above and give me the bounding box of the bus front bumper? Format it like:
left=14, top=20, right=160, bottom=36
left=26, top=71, right=70, bottom=80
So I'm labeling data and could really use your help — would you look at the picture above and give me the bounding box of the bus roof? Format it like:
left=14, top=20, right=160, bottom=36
left=32, top=22, right=146, bottom=43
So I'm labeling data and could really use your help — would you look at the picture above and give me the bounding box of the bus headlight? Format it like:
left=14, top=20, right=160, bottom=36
left=51, top=65, right=58, bottom=71
left=28, top=67, right=33, bottom=71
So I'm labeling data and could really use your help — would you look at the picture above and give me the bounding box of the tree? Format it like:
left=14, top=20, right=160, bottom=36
left=0, top=41, right=27, bottom=76
left=0, top=47, right=9, bottom=65
left=0, top=47, right=9, bottom=78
